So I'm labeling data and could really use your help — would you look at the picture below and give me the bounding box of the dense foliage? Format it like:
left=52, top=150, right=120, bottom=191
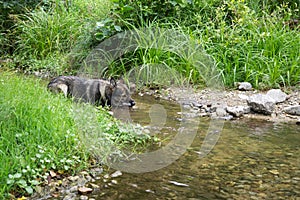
left=1, top=0, right=299, bottom=87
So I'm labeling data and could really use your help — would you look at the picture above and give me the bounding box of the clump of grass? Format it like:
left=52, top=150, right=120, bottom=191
left=0, top=72, right=87, bottom=198
left=0, top=72, right=152, bottom=198
left=83, top=24, right=219, bottom=89
left=193, top=0, right=300, bottom=88
left=13, top=0, right=113, bottom=74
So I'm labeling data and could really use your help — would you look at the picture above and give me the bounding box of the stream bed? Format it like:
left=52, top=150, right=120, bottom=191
left=85, top=95, right=300, bottom=200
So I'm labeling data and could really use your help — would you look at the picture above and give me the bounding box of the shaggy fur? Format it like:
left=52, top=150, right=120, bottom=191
left=47, top=76, right=135, bottom=107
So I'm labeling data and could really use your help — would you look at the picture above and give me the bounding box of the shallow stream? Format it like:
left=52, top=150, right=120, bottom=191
left=88, top=95, right=300, bottom=199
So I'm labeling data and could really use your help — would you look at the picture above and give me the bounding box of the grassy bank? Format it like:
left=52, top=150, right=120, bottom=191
left=1, top=0, right=298, bottom=89
left=0, top=72, right=151, bottom=198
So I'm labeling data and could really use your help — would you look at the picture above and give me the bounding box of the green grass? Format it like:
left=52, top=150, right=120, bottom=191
left=4, top=0, right=300, bottom=88
left=12, top=0, right=113, bottom=74
left=82, top=0, right=299, bottom=89
left=0, top=72, right=87, bottom=198
left=0, top=72, right=152, bottom=198
left=197, top=1, right=300, bottom=88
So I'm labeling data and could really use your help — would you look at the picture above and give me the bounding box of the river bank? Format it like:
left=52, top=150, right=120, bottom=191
left=141, top=84, right=300, bottom=124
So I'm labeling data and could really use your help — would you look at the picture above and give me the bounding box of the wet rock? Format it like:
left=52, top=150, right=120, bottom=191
left=226, top=106, right=251, bottom=117
left=78, top=186, right=93, bottom=194
left=237, top=82, right=252, bottom=91
left=284, top=105, right=300, bottom=116
left=247, top=94, right=275, bottom=115
left=90, top=167, right=103, bottom=178
left=266, top=89, right=287, bottom=103
left=111, top=170, right=122, bottom=178
left=216, top=107, right=228, bottom=117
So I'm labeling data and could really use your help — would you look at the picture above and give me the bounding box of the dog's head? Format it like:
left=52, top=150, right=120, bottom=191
left=47, top=76, right=73, bottom=97
left=109, top=78, right=135, bottom=108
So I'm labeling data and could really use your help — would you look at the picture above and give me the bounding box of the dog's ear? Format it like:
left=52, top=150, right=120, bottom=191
left=110, top=78, right=117, bottom=88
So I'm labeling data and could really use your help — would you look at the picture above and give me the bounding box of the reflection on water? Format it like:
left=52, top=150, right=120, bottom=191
left=91, top=95, right=300, bottom=199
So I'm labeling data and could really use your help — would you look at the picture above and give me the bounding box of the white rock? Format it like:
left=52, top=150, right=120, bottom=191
left=237, top=82, right=252, bottom=91
left=266, top=89, right=287, bottom=103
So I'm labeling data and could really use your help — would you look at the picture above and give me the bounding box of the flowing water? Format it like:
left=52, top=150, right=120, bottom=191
left=91, top=95, right=300, bottom=199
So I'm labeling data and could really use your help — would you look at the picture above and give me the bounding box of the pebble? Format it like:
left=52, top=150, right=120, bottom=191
left=110, top=170, right=122, bottom=178
left=79, top=195, right=89, bottom=200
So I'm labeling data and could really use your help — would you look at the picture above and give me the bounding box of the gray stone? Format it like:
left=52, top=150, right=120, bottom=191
left=247, top=94, right=275, bottom=115
left=284, top=105, right=300, bottom=116
left=216, top=107, right=228, bottom=117
left=226, top=106, right=251, bottom=117
left=237, top=82, right=252, bottom=91
left=266, top=89, right=287, bottom=103
left=191, top=101, right=203, bottom=108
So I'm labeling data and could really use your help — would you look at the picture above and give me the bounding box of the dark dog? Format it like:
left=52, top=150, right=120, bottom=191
left=47, top=76, right=135, bottom=108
